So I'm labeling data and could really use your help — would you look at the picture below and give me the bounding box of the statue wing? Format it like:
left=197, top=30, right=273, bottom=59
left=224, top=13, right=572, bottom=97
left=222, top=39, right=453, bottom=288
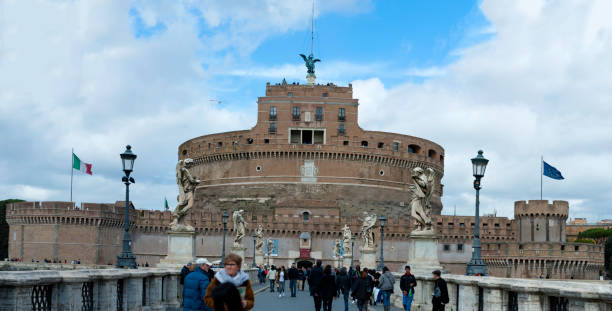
left=299, top=54, right=307, bottom=62
left=313, top=59, right=321, bottom=63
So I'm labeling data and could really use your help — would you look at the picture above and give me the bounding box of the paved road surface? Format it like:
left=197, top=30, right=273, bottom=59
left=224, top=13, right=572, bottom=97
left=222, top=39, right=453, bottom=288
left=251, top=284, right=403, bottom=311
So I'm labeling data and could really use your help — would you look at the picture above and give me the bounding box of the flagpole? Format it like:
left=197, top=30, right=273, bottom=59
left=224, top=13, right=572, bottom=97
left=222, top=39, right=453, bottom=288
left=71, top=148, right=74, bottom=202
left=540, top=155, right=543, bottom=200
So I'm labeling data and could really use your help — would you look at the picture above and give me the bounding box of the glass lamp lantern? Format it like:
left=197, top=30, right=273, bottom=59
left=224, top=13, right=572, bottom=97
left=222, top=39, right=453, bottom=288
left=471, top=150, right=489, bottom=178
left=120, top=145, right=137, bottom=176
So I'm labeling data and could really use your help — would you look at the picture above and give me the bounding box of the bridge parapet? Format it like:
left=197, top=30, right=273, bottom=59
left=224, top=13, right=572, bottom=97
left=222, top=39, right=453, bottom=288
left=390, top=273, right=612, bottom=310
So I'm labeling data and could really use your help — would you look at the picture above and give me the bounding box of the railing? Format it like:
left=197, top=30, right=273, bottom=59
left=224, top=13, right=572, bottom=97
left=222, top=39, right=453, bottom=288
left=389, top=273, right=612, bottom=311
left=0, top=268, right=181, bottom=311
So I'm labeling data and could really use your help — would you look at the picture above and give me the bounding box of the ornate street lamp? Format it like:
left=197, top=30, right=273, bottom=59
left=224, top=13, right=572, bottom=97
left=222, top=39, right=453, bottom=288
left=117, top=145, right=137, bottom=269
left=466, top=150, right=489, bottom=276
left=221, top=211, right=229, bottom=267
left=377, top=215, right=387, bottom=271
left=266, top=239, right=271, bottom=268
left=252, top=233, right=257, bottom=268
left=350, top=235, right=355, bottom=269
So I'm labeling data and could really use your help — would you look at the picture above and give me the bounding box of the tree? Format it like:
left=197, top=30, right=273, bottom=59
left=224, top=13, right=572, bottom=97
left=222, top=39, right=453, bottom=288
left=0, top=199, right=24, bottom=260
left=605, top=237, right=612, bottom=272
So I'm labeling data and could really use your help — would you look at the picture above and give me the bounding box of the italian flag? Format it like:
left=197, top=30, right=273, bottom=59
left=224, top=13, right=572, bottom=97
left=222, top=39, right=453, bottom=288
left=72, top=153, right=93, bottom=175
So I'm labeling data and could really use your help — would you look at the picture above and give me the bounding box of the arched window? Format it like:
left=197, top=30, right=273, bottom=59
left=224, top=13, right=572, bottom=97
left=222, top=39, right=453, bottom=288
left=407, top=144, right=420, bottom=154
left=361, top=141, right=368, bottom=147
left=428, top=149, right=437, bottom=158
left=303, top=212, right=310, bottom=222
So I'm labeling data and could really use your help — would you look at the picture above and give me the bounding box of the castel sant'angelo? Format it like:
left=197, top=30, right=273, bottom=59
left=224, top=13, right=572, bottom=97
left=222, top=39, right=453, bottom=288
left=5, top=55, right=605, bottom=280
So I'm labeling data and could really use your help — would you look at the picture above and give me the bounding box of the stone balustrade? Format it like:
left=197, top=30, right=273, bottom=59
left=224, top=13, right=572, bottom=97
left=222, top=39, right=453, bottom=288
left=0, top=267, right=259, bottom=311
left=390, top=273, right=612, bottom=310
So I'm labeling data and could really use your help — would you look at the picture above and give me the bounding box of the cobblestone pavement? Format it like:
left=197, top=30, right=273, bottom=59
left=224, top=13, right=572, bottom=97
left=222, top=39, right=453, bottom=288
left=251, top=283, right=403, bottom=311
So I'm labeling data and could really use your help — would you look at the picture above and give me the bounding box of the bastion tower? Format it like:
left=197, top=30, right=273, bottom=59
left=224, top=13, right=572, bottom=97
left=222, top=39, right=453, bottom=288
left=178, top=78, right=445, bottom=221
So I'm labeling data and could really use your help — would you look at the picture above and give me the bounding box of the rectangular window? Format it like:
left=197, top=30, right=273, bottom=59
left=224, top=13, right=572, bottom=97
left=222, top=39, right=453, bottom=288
left=322, top=92, right=328, bottom=97
left=338, top=124, right=345, bottom=135
left=343, top=140, right=349, bottom=146
left=457, top=244, right=464, bottom=251
left=288, top=92, right=293, bottom=97
left=338, top=108, right=345, bottom=121
left=443, top=244, right=450, bottom=251
left=460, top=223, right=465, bottom=228
left=293, top=106, right=300, bottom=120
left=393, top=142, right=399, bottom=151
left=269, top=106, right=277, bottom=120
left=269, top=122, right=276, bottom=134
left=290, top=130, right=301, bottom=144
left=313, top=130, right=324, bottom=144
left=315, top=107, right=323, bottom=121
left=302, top=130, right=312, bottom=144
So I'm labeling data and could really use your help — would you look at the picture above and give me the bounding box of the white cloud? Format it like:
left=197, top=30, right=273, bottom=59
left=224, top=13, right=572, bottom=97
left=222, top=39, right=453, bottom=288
left=354, top=0, right=612, bottom=221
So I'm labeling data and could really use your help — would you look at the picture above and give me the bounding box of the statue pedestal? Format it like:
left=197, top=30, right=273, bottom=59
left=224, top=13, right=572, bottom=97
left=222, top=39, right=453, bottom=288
left=407, top=232, right=443, bottom=275
left=231, top=245, right=246, bottom=261
left=342, top=255, right=352, bottom=268
left=306, top=73, right=316, bottom=85
left=359, top=247, right=377, bottom=270
left=333, top=257, right=342, bottom=268
left=157, top=230, right=195, bottom=268
left=255, top=251, right=265, bottom=267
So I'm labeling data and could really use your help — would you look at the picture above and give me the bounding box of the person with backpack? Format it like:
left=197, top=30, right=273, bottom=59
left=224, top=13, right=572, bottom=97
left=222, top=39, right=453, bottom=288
left=351, top=270, right=373, bottom=311
left=432, top=270, right=449, bottom=311
left=378, top=266, right=395, bottom=311
left=400, top=265, right=417, bottom=311
left=267, top=266, right=277, bottom=292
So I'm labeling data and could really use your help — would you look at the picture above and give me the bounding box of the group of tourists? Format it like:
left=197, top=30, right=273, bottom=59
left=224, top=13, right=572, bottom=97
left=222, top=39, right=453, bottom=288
left=305, top=262, right=449, bottom=311
left=258, top=263, right=307, bottom=297
left=180, top=253, right=254, bottom=311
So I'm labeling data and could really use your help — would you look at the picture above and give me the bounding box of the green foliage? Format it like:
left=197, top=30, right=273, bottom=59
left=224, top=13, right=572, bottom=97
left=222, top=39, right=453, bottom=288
left=0, top=199, right=24, bottom=260
left=573, top=238, right=595, bottom=244
left=606, top=237, right=612, bottom=271
left=578, top=228, right=612, bottom=239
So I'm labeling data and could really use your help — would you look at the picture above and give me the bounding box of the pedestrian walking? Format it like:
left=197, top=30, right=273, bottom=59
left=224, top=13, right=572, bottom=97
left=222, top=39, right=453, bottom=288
left=183, top=258, right=213, bottom=311
left=278, top=267, right=286, bottom=298
left=335, top=267, right=351, bottom=311
left=205, top=253, right=254, bottom=311
left=309, top=260, right=324, bottom=311
left=431, top=270, right=449, bottom=311
left=180, top=262, right=193, bottom=285
left=400, top=266, right=417, bottom=311
left=267, top=266, right=277, bottom=292
left=351, top=270, right=373, bottom=311
left=288, top=263, right=299, bottom=297
left=317, top=265, right=337, bottom=311
left=298, top=266, right=306, bottom=291
left=378, top=267, right=395, bottom=311
left=211, top=282, right=244, bottom=311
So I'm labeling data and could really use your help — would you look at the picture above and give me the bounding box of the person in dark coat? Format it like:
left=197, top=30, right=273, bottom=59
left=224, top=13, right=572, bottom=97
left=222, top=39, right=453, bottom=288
left=399, top=266, right=417, bottom=311
left=183, top=258, right=213, bottom=311
left=180, top=262, right=193, bottom=285
left=288, top=263, right=299, bottom=297
left=317, top=265, right=337, bottom=311
left=309, top=260, right=324, bottom=311
left=298, top=267, right=306, bottom=291
left=335, top=267, right=351, bottom=311
left=351, top=270, right=373, bottom=311
left=211, top=282, right=244, bottom=311
left=432, top=270, right=449, bottom=311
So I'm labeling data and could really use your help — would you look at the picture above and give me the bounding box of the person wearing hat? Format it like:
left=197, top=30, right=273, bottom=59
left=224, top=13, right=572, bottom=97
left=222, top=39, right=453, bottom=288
left=183, top=258, right=213, bottom=311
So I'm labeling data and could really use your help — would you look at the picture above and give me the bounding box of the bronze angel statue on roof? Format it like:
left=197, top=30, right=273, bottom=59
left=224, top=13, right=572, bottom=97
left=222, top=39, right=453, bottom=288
left=300, top=53, right=320, bottom=74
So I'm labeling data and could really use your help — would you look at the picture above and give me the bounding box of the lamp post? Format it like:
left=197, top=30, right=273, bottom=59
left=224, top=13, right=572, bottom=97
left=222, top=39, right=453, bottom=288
left=117, top=145, right=137, bottom=269
left=377, top=215, right=387, bottom=271
left=350, top=235, right=355, bottom=269
left=252, top=234, right=257, bottom=268
left=466, top=150, right=489, bottom=276
left=267, top=239, right=271, bottom=268
left=221, top=211, right=229, bottom=267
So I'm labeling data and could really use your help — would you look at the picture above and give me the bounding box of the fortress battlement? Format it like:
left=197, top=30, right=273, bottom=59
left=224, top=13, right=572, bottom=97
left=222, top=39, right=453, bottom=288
left=514, top=200, right=569, bottom=218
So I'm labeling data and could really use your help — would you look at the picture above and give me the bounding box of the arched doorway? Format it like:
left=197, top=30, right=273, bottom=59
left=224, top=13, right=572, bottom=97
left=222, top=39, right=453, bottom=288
left=297, top=260, right=314, bottom=269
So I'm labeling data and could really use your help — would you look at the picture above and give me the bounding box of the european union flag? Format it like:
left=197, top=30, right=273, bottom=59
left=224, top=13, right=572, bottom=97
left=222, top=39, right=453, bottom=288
left=543, top=161, right=564, bottom=180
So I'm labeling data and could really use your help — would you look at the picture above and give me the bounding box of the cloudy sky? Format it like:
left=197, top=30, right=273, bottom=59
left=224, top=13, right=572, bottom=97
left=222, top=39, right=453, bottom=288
left=1, top=0, right=611, bottom=222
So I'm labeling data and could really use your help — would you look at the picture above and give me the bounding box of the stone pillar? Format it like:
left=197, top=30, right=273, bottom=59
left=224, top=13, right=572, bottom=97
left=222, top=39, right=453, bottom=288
left=57, top=281, right=84, bottom=310
left=483, top=287, right=503, bottom=311
left=458, top=283, right=478, bottom=311
left=0, top=286, right=34, bottom=310
left=96, top=278, right=118, bottom=310
left=164, top=274, right=180, bottom=309
left=158, top=230, right=196, bottom=268
left=411, top=277, right=433, bottom=310
left=342, top=254, right=352, bottom=268
left=407, top=233, right=443, bottom=275
left=231, top=245, right=246, bottom=262
left=148, top=275, right=164, bottom=310
left=126, top=277, right=144, bottom=310
left=517, top=291, right=542, bottom=310
left=255, top=250, right=265, bottom=266
left=359, top=247, right=376, bottom=270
